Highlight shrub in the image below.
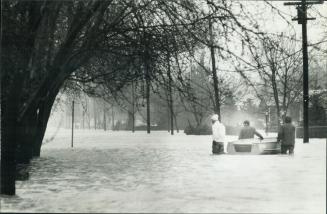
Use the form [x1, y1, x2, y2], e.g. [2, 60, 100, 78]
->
[296, 126, 327, 138]
[184, 124, 211, 135]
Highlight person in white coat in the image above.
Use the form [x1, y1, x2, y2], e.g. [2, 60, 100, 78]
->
[211, 114, 226, 154]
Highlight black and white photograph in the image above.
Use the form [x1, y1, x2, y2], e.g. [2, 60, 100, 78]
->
[1, 0, 326, 213]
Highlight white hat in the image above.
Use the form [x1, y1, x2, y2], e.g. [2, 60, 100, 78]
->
[211, 114, 219, 121]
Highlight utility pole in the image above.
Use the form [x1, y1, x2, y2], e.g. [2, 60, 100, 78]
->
[284, 0, 324, 143]
[71, 100, 74, 148]
[111, 105, 115, 131]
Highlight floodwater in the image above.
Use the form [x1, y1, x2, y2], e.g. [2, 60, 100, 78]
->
[1, 129, 326, 213]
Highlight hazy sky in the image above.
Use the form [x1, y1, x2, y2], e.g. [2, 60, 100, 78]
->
[242, 0, 326, 43]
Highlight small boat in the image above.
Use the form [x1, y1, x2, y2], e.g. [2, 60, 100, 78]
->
[226, 137, 281, 155]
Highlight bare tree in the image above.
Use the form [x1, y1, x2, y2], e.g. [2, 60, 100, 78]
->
[235, 34, 303, 126]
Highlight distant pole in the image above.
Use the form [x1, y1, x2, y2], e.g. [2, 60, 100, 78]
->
[111, 105, 114, 130]
[144, 33, 151, 134]
[93, 99, 97, 130]
[71, 100, 74, 148]
[265, 111, 269, 135]
[103, 102, 106, 131]
[173, 112, 179, 133]
[146, 72, 151, 134]
[167, 106, 170, 132]
[132, 81, 135, 133]
[167, 51, 174, 135]
[82, 110, 85, 129]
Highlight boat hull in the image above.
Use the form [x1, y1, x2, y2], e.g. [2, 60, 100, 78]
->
[227, 137, 281, 155]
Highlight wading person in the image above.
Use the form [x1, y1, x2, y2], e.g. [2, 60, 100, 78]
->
[277, 116, 296, 155]
[211, 114, 226, 154]
[238, 120, 264, 140]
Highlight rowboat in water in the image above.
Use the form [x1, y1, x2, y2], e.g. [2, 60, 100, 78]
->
[226, 137, 281, 155]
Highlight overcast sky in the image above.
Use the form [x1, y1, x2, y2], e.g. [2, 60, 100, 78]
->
[242, 0, 326, 43]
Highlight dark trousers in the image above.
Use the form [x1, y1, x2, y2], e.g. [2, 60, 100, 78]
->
[212, 141, 224, 154]
[281, 145, 294, 155]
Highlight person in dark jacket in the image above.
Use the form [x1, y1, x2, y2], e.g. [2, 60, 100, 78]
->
[238, 120, 264, 140]
[278, 116, 296, 155]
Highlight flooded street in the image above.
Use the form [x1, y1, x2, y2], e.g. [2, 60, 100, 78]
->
[1, 129, 326, 213]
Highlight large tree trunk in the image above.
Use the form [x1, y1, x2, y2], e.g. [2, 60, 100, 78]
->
[145, 68, 151, 134]
[111, 105, 115, 130]
[1, 73, 24, 195]
[167, 53, 174, 135]
[131, 81, 135, 133]
[103, 103, 107, 131]
[15, 112, 39, 181]
[271, 70, 280, 128]
[32, 91, 58, 157]
[16, 111, 38, 164]
[126, 111, 134, 131]
[173, 112, 179, 133]
[144, 33, 151, 134]
[209, 18, 221, 120]
[82, 110, 85, 129]
[94, 99, 97, 129]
